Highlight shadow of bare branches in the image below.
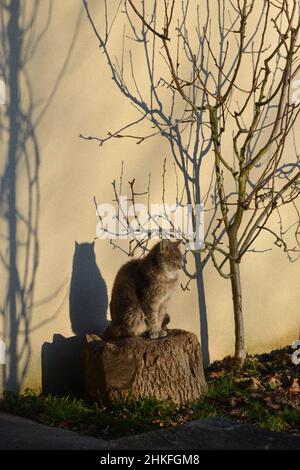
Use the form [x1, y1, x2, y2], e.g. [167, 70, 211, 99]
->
[0, 0, 83, 391]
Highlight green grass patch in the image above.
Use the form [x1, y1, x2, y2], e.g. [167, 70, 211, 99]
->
[282, 409, 300, 426]
[1, 346, 299, 439]
[0, 388, 222, 439]
[206, 373, 236, 399]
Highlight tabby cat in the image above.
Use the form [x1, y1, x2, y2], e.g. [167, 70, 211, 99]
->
[103, 239, 183, 339]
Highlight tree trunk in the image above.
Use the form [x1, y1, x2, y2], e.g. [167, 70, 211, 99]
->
[228, 228, 246, 364]
[229, 256, 246, 364]
[194, 251, 210, 367]
[84, 329, 207, 405]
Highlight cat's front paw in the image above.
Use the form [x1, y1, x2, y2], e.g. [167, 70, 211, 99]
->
[159, 330, 168, 338]
[149, 332, 159, 339]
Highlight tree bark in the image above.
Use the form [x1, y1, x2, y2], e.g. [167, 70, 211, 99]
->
[194, 251, 210, 367]
[84, 329, 207, 405]
[229, 256, 246, 364]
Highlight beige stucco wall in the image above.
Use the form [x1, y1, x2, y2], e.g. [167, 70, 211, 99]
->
[0, 0, 299, 392]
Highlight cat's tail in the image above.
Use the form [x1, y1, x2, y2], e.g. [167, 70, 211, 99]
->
[101, 323, 124, 340]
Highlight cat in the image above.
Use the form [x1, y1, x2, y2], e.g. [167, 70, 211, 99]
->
[103, 239, 183, 340]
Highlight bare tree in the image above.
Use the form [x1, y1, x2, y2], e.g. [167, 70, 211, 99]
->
[82, 0, 300, 364]
[82, 0, 215, 364]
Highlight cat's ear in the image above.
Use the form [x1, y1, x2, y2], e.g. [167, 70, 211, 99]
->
[160, 239, 169, 253]
[90, 241, 95, 247]
[75, 241, 79, 247]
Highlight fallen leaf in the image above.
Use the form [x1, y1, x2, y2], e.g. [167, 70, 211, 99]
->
[251, 377, 262, 390]
[151, 419, 164, 427]
[289, 378, 300, 394]
[230, 397, 238, 407]
[209, 371, 223, 379]
[267, 375, 281, 389]
[169, 420, 178, 427]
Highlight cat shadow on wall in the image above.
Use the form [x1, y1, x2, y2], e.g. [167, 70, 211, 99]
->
[42, 241, 108, 396]
[69, 241, 108, 336]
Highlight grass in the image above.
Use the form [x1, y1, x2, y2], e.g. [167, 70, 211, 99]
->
[282, 408, 300, 426]
[1, 346, 299, 439]
[206, 373, 236, 399]
[0, 390, 184, 439]
[244, 401, 287, 432]
[0, 389, 222, 439]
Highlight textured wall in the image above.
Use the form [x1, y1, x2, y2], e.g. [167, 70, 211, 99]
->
[0, 0, 299, 393]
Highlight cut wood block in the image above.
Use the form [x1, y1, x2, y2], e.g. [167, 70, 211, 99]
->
[84, 329, 207, 405]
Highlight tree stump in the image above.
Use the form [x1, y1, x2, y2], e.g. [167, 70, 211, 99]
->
[84, 329, 207, 405]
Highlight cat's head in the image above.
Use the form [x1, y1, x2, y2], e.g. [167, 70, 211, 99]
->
[153, 239, 183, 272]
[74, 241, 95, 259]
